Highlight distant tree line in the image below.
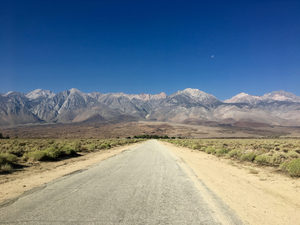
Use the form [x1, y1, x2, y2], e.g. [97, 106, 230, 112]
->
[0, 133, 10, 139]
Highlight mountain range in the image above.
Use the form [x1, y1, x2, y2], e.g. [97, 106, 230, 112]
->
[1, 88, 300, 127]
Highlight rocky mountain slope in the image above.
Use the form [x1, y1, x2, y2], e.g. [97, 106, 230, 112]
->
[0, 92, 41, 125]
[0, 88, 299, 126]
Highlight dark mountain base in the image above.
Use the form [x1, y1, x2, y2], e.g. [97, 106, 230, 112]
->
[1, 121, 299, 139]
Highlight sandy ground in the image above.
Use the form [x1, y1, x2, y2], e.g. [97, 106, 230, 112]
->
[0, 143, 141, 205]
[161, 141, 300, 225]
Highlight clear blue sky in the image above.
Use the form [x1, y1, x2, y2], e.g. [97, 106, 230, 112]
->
[1, 0, 299, 100]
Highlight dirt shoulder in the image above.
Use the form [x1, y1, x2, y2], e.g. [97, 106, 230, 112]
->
[161, 141, 300, 225]
[0, 143, 140, 205]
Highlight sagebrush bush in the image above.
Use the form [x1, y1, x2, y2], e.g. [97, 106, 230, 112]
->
[191, 144, 200, 150]
[99, 143, 110, 149]
[279, 161, 290, 171]
[1, 163, 12, 171]
[285, 151, 299, 159]
[241, 152, 257, 162]
[27, 151, 46, 161]
[255, 155, 271, 165]
[269, 154, 284, 165]
[205, 147, 216, 154]
[87, 144, 96, 151]
[61, 146, 75, 155]
[216, 148, 229, 156]
[44, 148, 61, 159]
[287, 158, 300, 177]
[0, 153, 17, 163]
[200, 147, 206, 151]
[228, 149, 241, 158]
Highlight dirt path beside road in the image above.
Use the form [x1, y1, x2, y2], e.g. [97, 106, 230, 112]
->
[161, 141, 300, 225]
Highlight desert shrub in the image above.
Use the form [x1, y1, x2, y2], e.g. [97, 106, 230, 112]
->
[0, 155, 8, 166]
[61, 146, 75, 155]
[72, 141, 81, 152]
[87, 144, 96, 151]
[0, 153, 17, 163]
[6, 147, 24, 157]
[110, 142, 119, 147]
[286, 158, 300, 177]
[255, 155, 271, 165]
[18, 142, 26, 147]
[50, 143, 59, 149]
[27, 151, 46, 161]
[191, 144, 200, 150]
[269, 154, 284, 165]
[1, 163, 12, 171]
[279, 162, 289, 171]
[205, 147, 216, 154]
[200, 147, 206, 151]
[216, 148, 229, 157]
[44, 147, 61, 159]
[181, 142, 189, 147]
[228, 149, 241, 158]
[285, 151, 299, 159]
[48, 140, 55, 144]
[241, 152, 257, 162]
[99, 143, 110, 149]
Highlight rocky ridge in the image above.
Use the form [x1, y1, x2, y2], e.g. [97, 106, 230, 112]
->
[0, 88, 300, 126]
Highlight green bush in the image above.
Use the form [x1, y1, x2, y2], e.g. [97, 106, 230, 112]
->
[200, 147, 206, 151]
[287, 158, 300, 177]
[205, 147, 216, 154]
[0, 153, 17, 163]
[269, 154, 283, 165]
[285, 151, 299, 158]
[27, 151, 46, 161]
[255, 155, 271, 165]
[1, 163, 12, 171]
[216, 148, 229, 156]
[191, 144, 200, 150]
[44, 148, 61, 159]
[181, 142, 189, 147]
[99, 143, 110, 149]
[61, 146, 75, 155]
[279, 161, 289, 171]
[228, 149, 241, 158]
[241, 152, 257, 162]
[87, 144, 96, 151]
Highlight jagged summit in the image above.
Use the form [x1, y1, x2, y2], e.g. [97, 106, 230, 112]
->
[170, 88, 220, 104]
[138, 92, 167, 101]
[26, 89, 55, 99]
[263, 90, 300, 102]
[234, 92, 249, 98]
[225, 90, 300, 104]
[4, 91, 14, 96]
[1, 88, 300, 126]
[69, 88, 81, 94]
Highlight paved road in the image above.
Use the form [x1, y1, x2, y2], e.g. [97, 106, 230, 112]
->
[0, 140, 243, 224]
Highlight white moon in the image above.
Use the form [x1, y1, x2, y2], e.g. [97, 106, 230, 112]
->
[211, 55, 214, 58]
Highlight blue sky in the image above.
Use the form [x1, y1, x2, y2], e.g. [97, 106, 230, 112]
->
[0, 0, 299, 100]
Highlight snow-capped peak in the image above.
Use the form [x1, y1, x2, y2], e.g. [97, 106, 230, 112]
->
[4, 91, 13, 96]
[69, 88, 81, 93]
[234, 92, 249, 98]
[26, 89, 55, 99]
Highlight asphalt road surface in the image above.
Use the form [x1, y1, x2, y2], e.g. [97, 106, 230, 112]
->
[0, 140, 244, 224]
